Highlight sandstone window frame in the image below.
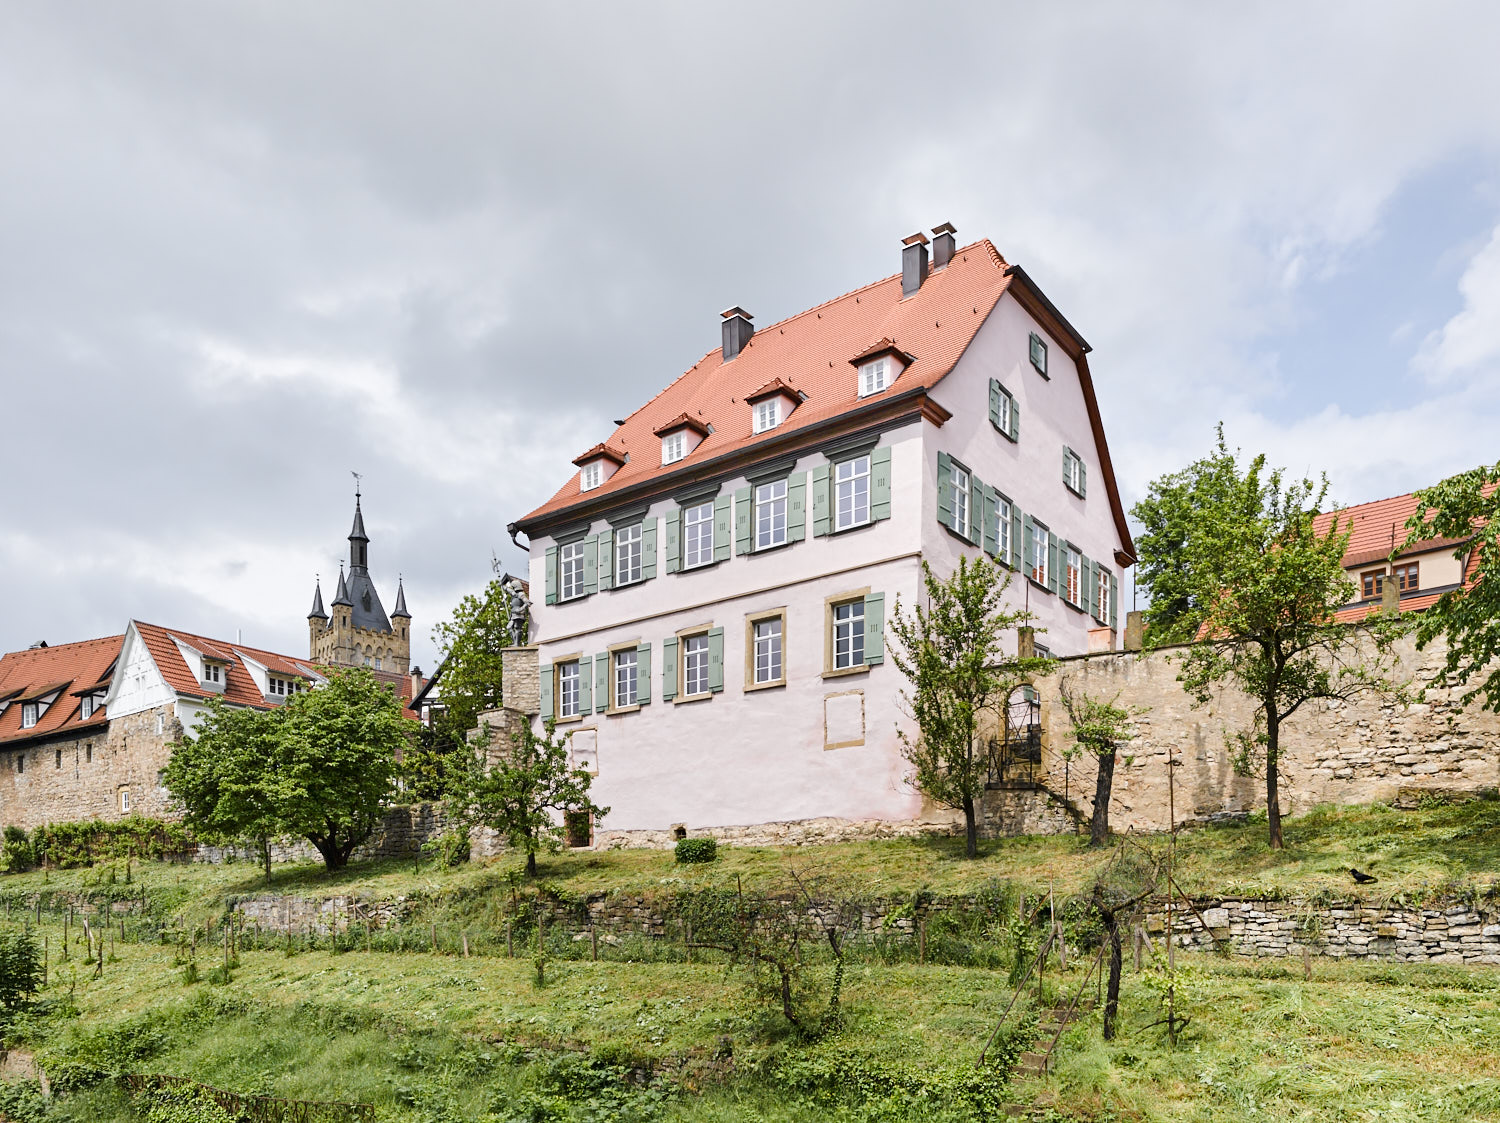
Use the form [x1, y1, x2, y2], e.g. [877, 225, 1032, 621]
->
[825, 588, 870, 678]
[119, 787, 131, 814]
[744, 608, 787, 691]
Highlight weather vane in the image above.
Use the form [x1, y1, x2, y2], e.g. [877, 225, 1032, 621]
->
[351, 470, 362, 499]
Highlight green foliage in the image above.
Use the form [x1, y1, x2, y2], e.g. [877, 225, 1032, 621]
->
[423, 829, 473, 869]
[674, 838, 718, 864]
[1162, 428, 1407, 846]
[430, 575, 514, 754]
[134, 1084, 237, 1123]
[888, 556, 1050, 857]
[166, 667, 409, 874]
[448, 718, 608, 877]
[0, 928, 42, 1015]
[0, 1081, 50, 1123]
[1403, 461, 1500, 711]
[2, 826, 36, 873]
[18, 818, 190, 871]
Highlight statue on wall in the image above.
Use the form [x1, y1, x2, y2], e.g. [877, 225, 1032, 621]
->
[502, 576, 532, 646]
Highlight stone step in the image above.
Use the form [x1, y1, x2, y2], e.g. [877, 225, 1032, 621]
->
[1017, 1051, 1049, 1075]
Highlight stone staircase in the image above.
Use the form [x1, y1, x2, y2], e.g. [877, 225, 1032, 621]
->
[1014, 998, 1095, 1080]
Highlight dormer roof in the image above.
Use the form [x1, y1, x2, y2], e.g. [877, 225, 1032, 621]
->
[651, 414, 712, 438]
[572, 443, 628, 468]
[848, 338, 913, 367]
[744, 377, 801, 404]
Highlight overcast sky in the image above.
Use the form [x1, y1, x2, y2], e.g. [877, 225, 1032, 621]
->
[3, 2, 1499, 670]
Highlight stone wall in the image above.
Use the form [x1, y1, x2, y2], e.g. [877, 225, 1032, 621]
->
[198, 801, 503, 866]
[0, 704, 180, 830]
[1147, 896, 1500, 966]
[1022, 631, 1500, 835]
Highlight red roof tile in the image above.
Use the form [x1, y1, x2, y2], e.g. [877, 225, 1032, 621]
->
[0, 635, 121, 746]
[572, 443, 627, 468]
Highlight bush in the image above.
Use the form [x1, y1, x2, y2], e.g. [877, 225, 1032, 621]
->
[25, 817, 192, 870]
[674, 838, 718, 864]
[0, 930, 42, 1014]
[1, 827, 35, 874]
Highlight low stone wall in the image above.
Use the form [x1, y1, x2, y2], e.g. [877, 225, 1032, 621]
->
[196, 801, 505, 867]
[1148, 896, 1500, 966]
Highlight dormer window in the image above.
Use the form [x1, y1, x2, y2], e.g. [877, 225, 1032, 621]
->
[859, 358, 890, 398]
[580, 461, 602, 492]
[662, 431, 687, 465]
[80, 695, 96, 720]
[203, 662, 222, 685]
[753, 398, 781, 434]
[268, 675, 302, 697]
[20, 703, 37, 730]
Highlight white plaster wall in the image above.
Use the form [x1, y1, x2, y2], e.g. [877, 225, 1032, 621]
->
[555, 555, 925, 832]
[106, 628, 178, 719]
[922, 295, 1127, 656]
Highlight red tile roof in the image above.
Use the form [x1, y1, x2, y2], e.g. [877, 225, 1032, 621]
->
[572, 443, 626, 468]
[0, 635, 122, 746]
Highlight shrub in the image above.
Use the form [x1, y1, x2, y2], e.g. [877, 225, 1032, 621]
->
[0, 930, 42, 1014]
[674, 838, 717, 864]
[1, 827, 35, 874]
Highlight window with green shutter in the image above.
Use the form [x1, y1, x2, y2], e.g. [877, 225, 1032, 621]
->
[596, 530, 614, 590]
[811, 464, 832, 536]
[1063, 447, 1087, 498]
[538, 663, 553, 719]
[544, 546, 558, 605]
[661, 638, 678, 701]
[708, 627, 725, 692]
[1029, 332, 1049, 377]
[989, 379, 1019, 442]
[636, 642, 652, 704]
[936, 451, 953, 529]
[641, 520, 658, 579]
[734, 486, 752, 555]
[665, 508, 682, 573]
[594, 653, 609, 713]
[863, 592, 885, 665]
[714, 495, 733, 561]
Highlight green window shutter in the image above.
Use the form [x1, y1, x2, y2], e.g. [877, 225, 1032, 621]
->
[665, 508, 682, 574]
[1010, 505, 1024, 569]
[968, 474, 984, 545]
[787, 472, 806, 542]
[1063, 447, 1074, 488]
[735, 487, 752, 554]
[811, 464, 831, 536]
[595, 652, 609, 713]
[863, 592, 885, 665]
[1109, 572, 1119, 630]
[661, 638, 678, 701]
[988, 378, 1002, 429]
[708, 627, 725, 693]
[583, 539, 598, 596]
[1084, 557, 1098, 618]
[714, 495, 733, 562]
[641, 519, 658, 580]
[1047, 535, 1060, 595]
[636, 643, 652, 704]
[538, 664, 554, 720]
[577, 656, 592, 714]
[1010, 394, 1020, 442]
[1023, 515, 1035, 578]
[1079, 458, 1088, 499]
[936, 452, 953, 528]
[982, 485, 999, 556]
[544, 546, 558, 605]
[870, 446, 892, 521]
[597, 530, 613, 591]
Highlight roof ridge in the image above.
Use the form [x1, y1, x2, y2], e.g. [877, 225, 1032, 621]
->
[592, 239, 1005, 452]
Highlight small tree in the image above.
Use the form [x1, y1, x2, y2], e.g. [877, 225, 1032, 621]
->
[889, 556, 1050, 858]
[1162, 431, 1405, 848]
[1402, 462, 1500, 710]
[430, 575, 513, 741]
[454, 718, 607, 877]
[1088, 847, 1160, 1041]
[1058, 684, 1141, 847]
[277, 668, 409, 871]
[164, 699, 289, 883]
[0, 929, 42, 1016]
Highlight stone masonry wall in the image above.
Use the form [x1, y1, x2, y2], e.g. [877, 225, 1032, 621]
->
[1021, 631, 1500, 835]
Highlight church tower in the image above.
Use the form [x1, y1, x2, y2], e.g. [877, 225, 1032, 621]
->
[307, 490, 411, 673]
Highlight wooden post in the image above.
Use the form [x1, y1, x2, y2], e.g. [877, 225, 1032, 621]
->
[1133, 926, 1143, 972]
[365, 921, 372, 954]
[590, 926, 598, 962]
[430, 923, 437, 955]
[42, 936, 47, 984]
[462, 933, 470, 958]
[506, 921, 513, 958]
[62, 913, 68, 962]
[918, 915, 927, 965]
[1303, 944, 1312, 981]
[224, 923, 231, 971]
[685, 920, 693, 964]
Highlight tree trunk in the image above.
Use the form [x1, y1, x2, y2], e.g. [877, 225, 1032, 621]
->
[260, 836, 271, 885]
[1103, 915, 1123, 1041]
[1265, 706, 1283, 850]
[525, 849, 538, 877]
[962, 793, 978, 858]
[310, 836, 348, 871]
[1089, 749, 1117, 848]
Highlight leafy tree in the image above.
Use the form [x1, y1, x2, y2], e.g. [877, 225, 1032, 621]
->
[164, 699, 288, 883]
[1165, 432, 1405, 848]
[451, 717, 607, 877]
[277, 668, 409, 871]
[1130, 431, 1245, 645]
[166, 667, 408, 874]
[0, 929, 42, 1015]
[1058, 684, 1142, 847]
[1402, 462, 1500, 710]
[888, 556, 1050, 858]
[430, 575, 513, 743]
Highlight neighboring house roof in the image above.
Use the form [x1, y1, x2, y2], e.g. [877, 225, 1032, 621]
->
[514, 238, 1136, 562]
[1313, 490, 1483, 624]
[0, 635, 122, 746]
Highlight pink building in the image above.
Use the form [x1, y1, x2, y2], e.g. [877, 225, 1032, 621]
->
[512, 227, 1135, 842]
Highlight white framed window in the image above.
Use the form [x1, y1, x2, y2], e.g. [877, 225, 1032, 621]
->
[580, 461, 603, 492]
[859, 358, 890, 397]
[755, 479, 788, 550]
[682, 634, 710, 697]
[203, 662, 222, 685]
[80, 695, 94, 720]
[753, 617, 783, 685]
[684, 501, 715, 568]
[662, 431, 687, 465]
[615, 523, 643, 585]
[1096, 569, 1112, 622]
[835, 455, 871, 531]
[951, 465, 971, 539]
[120, 788, 131, 814]
[269, 676, 303, 697]
[20, 703, 38, 729]
[559, 540, 586, 600]
[753, 399, 781, 434]
[832, 600, 866, 670]
[155, 713, 164, 735]
[1031, 522, 1050, 586]
[1029, 332, 1048, 376]
[997, 389, 1014, 434]
[613, 649, 639, 708]
[558, 661, 581, 718]
[1065, 547, 1082, 605]
[997, 495, 1012, 561]
[1063, 447, 1086, 497]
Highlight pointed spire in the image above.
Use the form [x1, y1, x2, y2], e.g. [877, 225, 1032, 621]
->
[392, 575, 411, 619]
[332, 564, 353, 607]
[349, 494, 369, 570]
[308, 577, 328, 620]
